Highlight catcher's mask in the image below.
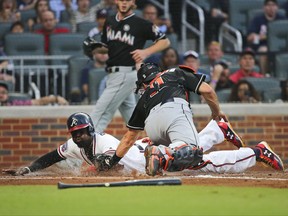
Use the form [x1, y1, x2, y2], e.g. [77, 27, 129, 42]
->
[135, 63, 161, 94]
[67, 112, 95, 136]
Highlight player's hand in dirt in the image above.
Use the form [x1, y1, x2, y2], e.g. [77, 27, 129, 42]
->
[2, 167, 30, 176]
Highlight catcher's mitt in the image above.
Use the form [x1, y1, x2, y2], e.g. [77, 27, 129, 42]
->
[92, 154, 114, 171]
[83, 37, 108, 59]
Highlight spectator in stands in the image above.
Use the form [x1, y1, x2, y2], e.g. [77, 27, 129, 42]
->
[159, 47, 179, 70]
[49, 0, 77, 21]
[228, 79, 261, 103]
[246, 0, 286, 75]
[69, 0, 101, 32]
[92, 0, 116, 15]
[0, 82, 69, 106]
[0, 49, 15, 84]
[27, 0, 50, 32]
[182, 50, 211, 82]
[206, 0, 229, 42]
[142, 3, 174, 35]
[88, 8, 107, 38]
[80, 43, 108, 104]
[17, 0, 37, 11]
[229, 49, 263, 84]
[210, 60, 234, 92]
[9, 20, 25, 33]
[205, 41, 225, 67]
[0, 0, 20, 23]
[34, 10, 70, 54]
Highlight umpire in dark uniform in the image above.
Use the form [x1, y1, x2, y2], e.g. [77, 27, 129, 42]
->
[90, 0, 170, 132]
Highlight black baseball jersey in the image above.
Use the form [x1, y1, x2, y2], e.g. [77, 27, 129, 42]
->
[127, 67, 206, 130]
[102, 13, 166, 67]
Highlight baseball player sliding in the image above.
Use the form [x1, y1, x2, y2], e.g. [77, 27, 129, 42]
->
[94, 63, 284, 175]
[2, 112, 284, 176]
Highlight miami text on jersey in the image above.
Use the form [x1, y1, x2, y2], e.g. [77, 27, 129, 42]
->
[106, 27, 135, 45]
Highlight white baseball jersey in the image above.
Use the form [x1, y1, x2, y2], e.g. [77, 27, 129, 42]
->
[57, 121, 257, 174]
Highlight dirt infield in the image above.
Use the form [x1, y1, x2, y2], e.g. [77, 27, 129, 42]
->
[1, 165, 287, 188]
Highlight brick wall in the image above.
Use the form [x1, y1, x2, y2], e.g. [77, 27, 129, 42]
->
[0, 104, 287, 168]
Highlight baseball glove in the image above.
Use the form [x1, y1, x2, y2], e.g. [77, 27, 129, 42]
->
[92, 154, 114, 171]
[83, 37, 108, 59]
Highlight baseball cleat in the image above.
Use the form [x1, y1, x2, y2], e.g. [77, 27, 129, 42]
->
[144, 145, 164, 176]
[254, 141, 284, 171]
[218, 121, 245, 148]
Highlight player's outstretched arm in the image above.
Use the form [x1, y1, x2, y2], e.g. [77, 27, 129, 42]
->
[2, 149, 64, 176]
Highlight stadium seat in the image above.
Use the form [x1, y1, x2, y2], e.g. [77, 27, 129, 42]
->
[4, 33, 45, 65]
[90, 0, 101, 6]
[33, 22, 72, 32]
[228, 0, 264, 36]
[67, 55, 90, 94]
[49, 33, 86, 65]
[20, 9, 36, 23]
[243, 77, 281, 100]
[267, 20, 288, 52]
[193, 0, 211, 13]
[8, 92, 32, 101]
[275, 53, 288, 80]
[0, 23, 12, 47]
[247, 9, 286, 25]
[88, 68, 107, 104]
[262, 88, 282, 103]
[167, 33, 178, 49]
[216, 89, 231, 103]
[77, 22, 98, 35]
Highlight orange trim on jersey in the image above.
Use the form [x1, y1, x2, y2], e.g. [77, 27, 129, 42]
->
[178, 65, 197, 74]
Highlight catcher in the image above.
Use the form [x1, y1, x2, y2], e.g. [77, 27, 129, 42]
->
[2, 112, 284, 176]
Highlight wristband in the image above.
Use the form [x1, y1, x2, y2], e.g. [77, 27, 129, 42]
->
[111, 153, 122, 166]
[210, 80, 218, 85]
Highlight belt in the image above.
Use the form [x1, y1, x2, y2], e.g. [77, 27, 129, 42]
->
[161, 98, 174, 105]
[106, 66, 136, 73]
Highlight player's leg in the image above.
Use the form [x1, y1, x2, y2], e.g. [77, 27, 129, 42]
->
[200, 148, 256, 173]
[118, 92, 137, 124]
[196, 141, 284, 173]
[198, 120, 225, 152]
[90, 71, 136, 131]
[198, 120, 245, 152]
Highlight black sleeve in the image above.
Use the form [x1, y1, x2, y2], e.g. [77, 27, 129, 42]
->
[28, 149, 64, 172]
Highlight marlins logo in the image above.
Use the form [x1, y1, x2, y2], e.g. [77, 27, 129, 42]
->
[70, 117, 78, 127]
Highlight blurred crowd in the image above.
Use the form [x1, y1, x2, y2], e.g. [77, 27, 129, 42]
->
[0, 0, 288, 106]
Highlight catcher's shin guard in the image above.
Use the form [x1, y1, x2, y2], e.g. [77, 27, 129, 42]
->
[144, 144, 203, 176]
[166, 144, 203, 172]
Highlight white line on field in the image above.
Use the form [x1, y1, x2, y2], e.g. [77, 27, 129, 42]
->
[184, 175, 288, 181]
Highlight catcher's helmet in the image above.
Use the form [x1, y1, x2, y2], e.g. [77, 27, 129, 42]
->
[67, 112, 95, 136]
[82, 37, 107, 60]
[135, 63, 161, 94]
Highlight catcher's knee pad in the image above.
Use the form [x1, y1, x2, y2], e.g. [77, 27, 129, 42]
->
[164, 144, 204, 172]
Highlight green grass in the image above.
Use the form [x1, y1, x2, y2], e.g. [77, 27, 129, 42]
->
[0, 185, 287, 216]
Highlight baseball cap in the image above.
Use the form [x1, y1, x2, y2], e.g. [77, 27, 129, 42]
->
[183, 50, 199, 60]
[0, 81, 9, 91]
[96, 9, 108, 19]
[240, 48, 256, 58]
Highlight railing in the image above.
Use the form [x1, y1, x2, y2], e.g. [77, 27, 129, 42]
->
[149, 0, 170, 19]
[0, 55, 70, 98]
[218, 23, 243, 52]
[181, 0, 205, 54]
